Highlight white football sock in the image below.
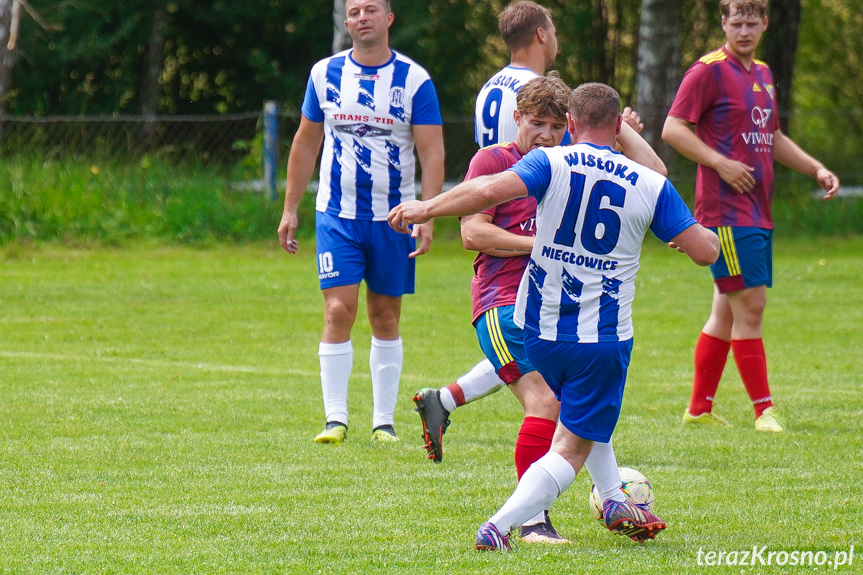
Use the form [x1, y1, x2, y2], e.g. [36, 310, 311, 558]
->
[488, 452, 576, 534]
[584, 438, 626, 503]
[440, 358, 504, 412]
[319, 340, 353, 426]
[370, 336, 402, 429]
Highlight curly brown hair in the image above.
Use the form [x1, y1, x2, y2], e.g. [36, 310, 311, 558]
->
[516, 72, 570, 121]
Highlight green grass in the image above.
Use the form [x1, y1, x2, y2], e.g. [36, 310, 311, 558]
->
[0, 236, 861, 574]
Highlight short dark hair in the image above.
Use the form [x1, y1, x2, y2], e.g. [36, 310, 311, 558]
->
[347, 0, 392, 14]
[498, 1, 553, 52]
[568, 83, 620, 129]
[516, 72, 570, 121]
[720, 0, 768, 19]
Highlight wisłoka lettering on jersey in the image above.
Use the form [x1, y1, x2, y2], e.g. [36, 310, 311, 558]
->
[483, 74, 523, 94]
[564, 152, 640, 186]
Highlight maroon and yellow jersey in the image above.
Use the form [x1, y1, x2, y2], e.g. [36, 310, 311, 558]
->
[465, 142, 537, 324]
[668, 45, 780, 229]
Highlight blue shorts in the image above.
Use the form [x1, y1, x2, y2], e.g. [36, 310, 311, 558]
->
[315, 211, 416, 296]
[710, 226, 772, 294]
[524, 335, 633, 443]
[474, 305, 534, 384]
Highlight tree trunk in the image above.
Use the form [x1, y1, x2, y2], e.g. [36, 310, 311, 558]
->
[635, 0, 682, 165]
[332, 0, 350, 54]
[762, 0, 800, 135]
[140, 7, 167, 148]
[0, 0, 15, 116]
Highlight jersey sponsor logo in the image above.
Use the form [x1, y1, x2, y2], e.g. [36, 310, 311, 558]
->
[335, 123, 393, 138]
[354, 73, 380, 80]
[751, 106, 772, 128]
[763, 83, 775, 100]
[741, 107, 775, 151]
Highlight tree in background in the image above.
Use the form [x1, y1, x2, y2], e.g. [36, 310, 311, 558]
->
[332, 0, 350, 54]
[762, 0, 801, 135]
[0, 0, 14, 115]
[635, 0, 682, 159]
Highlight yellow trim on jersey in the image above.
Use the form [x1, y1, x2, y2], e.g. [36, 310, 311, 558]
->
[754, 58, 768, 67]
[752, 83, 762, 92]
[699, 49, 727, 65]
[485, 308, 514, 366]
[718, 226, 742, 276]
[479, 141, 513, 152]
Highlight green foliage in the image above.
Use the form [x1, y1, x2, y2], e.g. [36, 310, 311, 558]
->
[0, 155, 281, 244]
[0, 238, 860, 573]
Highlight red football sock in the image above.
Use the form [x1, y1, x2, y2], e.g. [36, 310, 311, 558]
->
[443, 382, 465, 407]
[515, 416, 555, 480]
[689, 332, 731, 416]
[731, 338, 773, 417]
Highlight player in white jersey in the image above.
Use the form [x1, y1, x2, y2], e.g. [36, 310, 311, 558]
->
[388, 83, 719, 551]
[278, 0, 445, 445]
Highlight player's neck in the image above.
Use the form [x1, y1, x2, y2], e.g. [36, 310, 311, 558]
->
[573, 129, 615, 149]
[724, 43, 754, 71]
[351, 43, 393, 67]
[509, 50, 545, 76]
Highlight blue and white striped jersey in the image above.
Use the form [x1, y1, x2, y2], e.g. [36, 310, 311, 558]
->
[302, 49, 442, 221]
[509, 143, 697, 343]
[474, 66, 538, 147]
[474, 65, 571, 148]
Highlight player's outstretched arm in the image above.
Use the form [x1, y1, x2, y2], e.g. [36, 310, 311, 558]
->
[278, 117, 324, 254]
[388, 171, 527, 233]
[773, 131, 840, 200]
[662, 116, 756, 193]
[668, 224, 719, 267]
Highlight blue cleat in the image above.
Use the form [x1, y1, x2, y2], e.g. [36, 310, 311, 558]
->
[475, 521, 513, 551]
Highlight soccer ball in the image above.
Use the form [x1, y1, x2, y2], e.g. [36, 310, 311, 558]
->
[589, 466, 655, 521]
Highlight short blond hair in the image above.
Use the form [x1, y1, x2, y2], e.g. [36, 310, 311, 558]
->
[720, 0, 767, 18]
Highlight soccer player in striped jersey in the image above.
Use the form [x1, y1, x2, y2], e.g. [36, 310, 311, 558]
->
[277, 0, 444, 445]
[389, 82, 719, 551]
[663, 0, 839, 432]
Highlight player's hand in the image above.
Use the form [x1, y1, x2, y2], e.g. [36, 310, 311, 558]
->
[815, 167, 840, 200]
[388, 200, 428, 233]
[621, 107, 644, 133]
[410, 221, 434, 258]
[715, 157, 756, 193]
[277, 209, 299, 254]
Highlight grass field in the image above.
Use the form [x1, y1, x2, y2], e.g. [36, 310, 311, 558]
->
[1, 236, 861, 574]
